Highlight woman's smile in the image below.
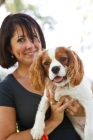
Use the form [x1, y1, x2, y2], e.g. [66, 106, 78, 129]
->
[24, 50, 37, 57]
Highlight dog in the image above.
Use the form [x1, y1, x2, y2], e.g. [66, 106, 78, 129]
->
[29, 46, 93, 140]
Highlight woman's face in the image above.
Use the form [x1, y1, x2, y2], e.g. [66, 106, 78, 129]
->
[10, 25, 42, 66]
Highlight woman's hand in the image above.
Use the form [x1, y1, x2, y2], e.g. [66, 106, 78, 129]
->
[46, 87, 74, 124]
[65, 96, 85, 117]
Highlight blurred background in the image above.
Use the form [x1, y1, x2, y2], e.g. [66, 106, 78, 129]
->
[0, 0, 93, 80]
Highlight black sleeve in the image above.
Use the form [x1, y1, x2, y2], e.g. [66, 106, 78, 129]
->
[0, 81, 15, 107]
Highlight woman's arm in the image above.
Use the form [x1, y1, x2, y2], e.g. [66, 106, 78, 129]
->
[0, 106, 35, 140]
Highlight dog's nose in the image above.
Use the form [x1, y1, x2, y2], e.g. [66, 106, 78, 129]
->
[52, 66, 60, 74]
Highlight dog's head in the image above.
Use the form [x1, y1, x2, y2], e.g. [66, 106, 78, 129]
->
[29, 46, 84, 91]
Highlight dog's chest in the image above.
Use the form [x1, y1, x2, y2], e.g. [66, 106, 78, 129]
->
[54, 76, 92, 102]
[54, 86, 78, 101]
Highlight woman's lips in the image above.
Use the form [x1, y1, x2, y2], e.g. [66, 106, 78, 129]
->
[24, 51, 36, 56]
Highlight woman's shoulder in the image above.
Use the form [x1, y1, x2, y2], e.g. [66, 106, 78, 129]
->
[0, 74, 16, 107]
[0, 74, 18, 92]
[0, 74, 14, 86]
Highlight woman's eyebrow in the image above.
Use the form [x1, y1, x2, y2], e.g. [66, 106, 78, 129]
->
[15, 35, 25, 39]
[18, 35, 25, 37]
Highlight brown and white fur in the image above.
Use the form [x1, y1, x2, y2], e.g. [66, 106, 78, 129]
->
[29, 46, 93, 140]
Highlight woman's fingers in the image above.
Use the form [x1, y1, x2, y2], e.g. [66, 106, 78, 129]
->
[57, 97, 74, 112]
[46, 86, 56, 105]
[46, 88, 85, 117]
[49, 86, 56, 99]
[66, 97, 85, 116]
[46, 88, 85, 116]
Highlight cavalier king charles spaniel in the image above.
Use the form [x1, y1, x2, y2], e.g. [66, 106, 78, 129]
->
[29, 46, 93, 140]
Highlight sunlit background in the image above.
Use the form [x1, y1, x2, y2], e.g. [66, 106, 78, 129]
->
[0, 0, 93, 80]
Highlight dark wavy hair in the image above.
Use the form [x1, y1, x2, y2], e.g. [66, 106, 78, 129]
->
[0, 13, 46, 68]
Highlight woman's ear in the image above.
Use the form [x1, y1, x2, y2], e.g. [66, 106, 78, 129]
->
[7, 46, 13, 54]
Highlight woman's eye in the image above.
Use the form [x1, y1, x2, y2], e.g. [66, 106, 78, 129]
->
[17, 38, 25, 42]
[59, 57, 66, 62]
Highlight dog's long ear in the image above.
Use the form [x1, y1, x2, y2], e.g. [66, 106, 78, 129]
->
[29, 54, 45, 92]
[67, 49, 84, 87]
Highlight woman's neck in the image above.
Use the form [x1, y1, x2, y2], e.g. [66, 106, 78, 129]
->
[13, 65, 30, 79]
[13, 65, 43, 95]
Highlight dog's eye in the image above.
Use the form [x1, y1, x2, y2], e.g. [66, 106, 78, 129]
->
[44, 61, 50, 66]
[59, 57, 66, 62]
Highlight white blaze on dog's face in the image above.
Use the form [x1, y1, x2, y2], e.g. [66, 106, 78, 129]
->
[42, 47, 70, 87]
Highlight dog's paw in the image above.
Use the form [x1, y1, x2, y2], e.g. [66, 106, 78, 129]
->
[30, 122, 45, 139]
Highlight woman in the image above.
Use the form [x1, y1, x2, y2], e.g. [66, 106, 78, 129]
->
[0, 13, 84, 140]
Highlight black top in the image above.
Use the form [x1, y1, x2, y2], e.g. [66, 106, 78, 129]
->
[0, 74, 79, 140]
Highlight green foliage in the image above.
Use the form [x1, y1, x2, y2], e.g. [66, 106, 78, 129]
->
[4, 0, 56, 30]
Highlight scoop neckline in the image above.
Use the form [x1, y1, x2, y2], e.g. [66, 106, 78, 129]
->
[9, 74, 42, 98]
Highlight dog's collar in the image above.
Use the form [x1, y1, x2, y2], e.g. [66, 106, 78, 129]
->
[61, 83, 69, 88]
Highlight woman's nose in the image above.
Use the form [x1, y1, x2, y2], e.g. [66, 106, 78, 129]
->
[26, 39, 34, 49]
